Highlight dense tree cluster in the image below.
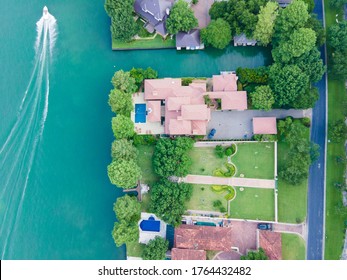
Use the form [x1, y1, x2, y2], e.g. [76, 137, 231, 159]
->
[111, 70, 137, 94]
[166, 0, 198, 34]
[329, 0, 347, 9]
[250, 85, 275, 111]
[328, 20, 347, 79]
[111, 195, 141, 247]
[150, 179, 192, 226]
[107, 159, 141, 188]
[111, 139, 138, 161]
[278, 118, 319, 185]
[105, 0, 138, 42]
[209, 0, 266, 38]
[108, 89, 133, 116]
[130, 67, 158, 90]
[142, 237, 169, 260]
[328, 120, 347, 143]
[200, 19, 232, 49]
[112, 115, 135, 139]
[153, 137, 194, 178]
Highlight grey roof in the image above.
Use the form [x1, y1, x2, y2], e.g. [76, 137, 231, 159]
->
[275, 0, 292, 7]
[233, 34, 257, 45]
[134, 0, 173, 36]
[176, 29, 200, 48]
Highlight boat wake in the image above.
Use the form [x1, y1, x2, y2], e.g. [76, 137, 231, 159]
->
[0, 7, 57, 259]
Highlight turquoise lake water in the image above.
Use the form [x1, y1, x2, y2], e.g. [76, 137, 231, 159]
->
[0, 0, 271, 259]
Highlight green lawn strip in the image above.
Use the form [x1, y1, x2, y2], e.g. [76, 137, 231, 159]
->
[231, 142, 275, 179]
[189, 147, 227, 176]
[277, 141, 308, 223]
[185, 184, 229, 212]
[112, 35, 176, 50]
[136, 144, 159, 186]
[141, 192, 151, 213]
[229, 187, 275, 221]
[126, 241, 145, 258]
[281, 233, 306, 260]
[324, 2, 347, 259]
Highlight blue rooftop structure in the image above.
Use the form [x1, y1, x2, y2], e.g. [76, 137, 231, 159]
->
[139, 216, 161, 232]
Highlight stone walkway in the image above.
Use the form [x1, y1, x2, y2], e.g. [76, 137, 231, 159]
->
[182, 174, 276, 188]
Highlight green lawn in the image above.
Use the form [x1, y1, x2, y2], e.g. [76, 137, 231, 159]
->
[229, 187, 275, 221]
[185, 184, 229, 212]
[112, 35, 176, 50]
[126, 242, 145, 258]
[231, 142, 275, 179]
[281, 233, 306, 260]
[277, 140, 308, 224]
[324, 2, 347, 260]
[137, 144, 159, 186]
[189, 147, 227, 176]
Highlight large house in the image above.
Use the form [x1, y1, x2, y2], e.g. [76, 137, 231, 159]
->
[131, 73, 248, 136]
[134, 0, 174, 37]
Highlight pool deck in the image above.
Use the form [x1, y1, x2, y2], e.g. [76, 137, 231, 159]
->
[131, 92, 164, 135]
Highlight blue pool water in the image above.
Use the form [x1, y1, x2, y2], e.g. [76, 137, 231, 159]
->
[135, 104, 146, 123]
[139, 216, 160, 232]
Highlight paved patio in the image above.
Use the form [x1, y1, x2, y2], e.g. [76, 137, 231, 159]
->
[207, 109, 311, 139]
[191, 0, 214, 29]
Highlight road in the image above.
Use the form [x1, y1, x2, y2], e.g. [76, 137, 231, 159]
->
[306, 0, 327, 260]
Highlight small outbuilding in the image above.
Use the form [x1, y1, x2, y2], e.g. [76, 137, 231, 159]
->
[233, 34, 257, 46]
[176, 29, 202, 50]
[253, 117, 277, 135]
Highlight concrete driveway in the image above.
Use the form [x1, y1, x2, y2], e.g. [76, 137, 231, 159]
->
[207, 109, 311, 139]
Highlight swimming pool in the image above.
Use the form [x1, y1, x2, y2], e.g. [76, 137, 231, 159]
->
[135, 104, 146, 123]
[140, 216, 160, 232]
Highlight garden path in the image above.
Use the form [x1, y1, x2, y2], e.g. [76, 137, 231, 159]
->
[182, 175, 275, 188]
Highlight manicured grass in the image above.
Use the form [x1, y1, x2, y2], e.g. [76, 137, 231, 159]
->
[112, 35, 176, 50]
[324, 2, 347, 260]
[137, 144, 159, 186]
[189, 147, 227, 176]
[185, 184, 228, 212]
[231, 142, 275, 179]
[126, 242, 145, 258]
[229, 187, 275, 221]
[277, 141, 308, 224]
[281, 233, 306, 260]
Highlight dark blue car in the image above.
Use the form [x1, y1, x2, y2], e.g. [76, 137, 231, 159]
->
[208, 129, 216, 139]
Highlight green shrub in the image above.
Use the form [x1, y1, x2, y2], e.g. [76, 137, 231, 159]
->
[182, 77, 193, 86]
[133, 134, 158, 146]
[219, 206, 226, 212]
[215, 145, 224, 158]
[225, 148, 233, 156]
[213, 169, 225, 177]
[211, 185, 225, 193]
[301, 117, 311, 127]
[213, 200, 222, 208]
[236, 67, 269, 85]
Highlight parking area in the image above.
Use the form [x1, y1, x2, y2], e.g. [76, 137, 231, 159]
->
[207, 109, 309, 139]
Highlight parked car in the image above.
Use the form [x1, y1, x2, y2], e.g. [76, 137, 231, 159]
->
[208, 128, 216, 139]
[257, 223, 272, 230]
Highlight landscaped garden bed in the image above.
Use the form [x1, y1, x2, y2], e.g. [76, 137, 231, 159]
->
[229, 187, 275, 221]
[185, 184, 235, 213]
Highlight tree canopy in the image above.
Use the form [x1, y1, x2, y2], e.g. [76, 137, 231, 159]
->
[142, 237, 169, 260]
[251, 85, 275, 111]
[209, 0, 266, 37]
[269, 64, 309, 107]
[200, 19, 232, 49]
[108, 89, 133, 116]
[272, 28, 317, 63]
[253, 1, 279, 46]
[166, 0, 198, 34]
[328, 21, 347, 79]
[329, 119, 347, 143]
[241, 248, 268, 260]
[153, 137, 194, 178]
[107, 159, 141, 188]
[105, 0, 138, 42]
[113, 195, 141, 223]
[329, 0, 347, 9]
[111, 70, 137, 94]
[273, 0, 310, 45]
[112, 221, 138, 247]
[111, 115, 135, 139]
[111, 139, 138, 161]
[130, 67, 158, 89]
[150, 179, 192, 226]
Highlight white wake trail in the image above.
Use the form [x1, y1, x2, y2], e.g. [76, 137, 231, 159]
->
[0, 9, 57, 259]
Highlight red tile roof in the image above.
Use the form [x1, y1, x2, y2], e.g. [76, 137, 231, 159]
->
[174, 225, 233, 251]
[213, 73, 238, 91]
[209, 91, 247, 111]
[253, 117, 277, 134]
[171, 248, 206, 260]
[258, 231, 282, 260]
[147, 101, 161, 122]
